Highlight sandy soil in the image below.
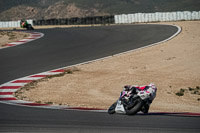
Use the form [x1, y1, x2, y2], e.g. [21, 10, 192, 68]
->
[0, 31, 29, 48]
[14, 21, 200, 113]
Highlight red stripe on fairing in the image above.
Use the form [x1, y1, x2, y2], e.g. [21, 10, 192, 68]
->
[20, 103, 49, 106]
[12, 80, 33, 83]
[0, 97, 17, 100]
[139, 86, 146, 90]
[0, 86, 21, 89]
[50, 69, 65, 72]
[30, 75, 47, 77]
[5, 44, 16, 46]
[0, 92, 13, 95]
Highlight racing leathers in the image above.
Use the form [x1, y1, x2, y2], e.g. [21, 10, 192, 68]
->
[20, 20, 28, 28]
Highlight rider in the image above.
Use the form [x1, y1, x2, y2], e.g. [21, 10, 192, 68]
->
[123, 83, 157, 113]
[20, 19, 28, 28]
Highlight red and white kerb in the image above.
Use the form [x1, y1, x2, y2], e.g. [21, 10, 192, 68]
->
[1, 32, 44, 49]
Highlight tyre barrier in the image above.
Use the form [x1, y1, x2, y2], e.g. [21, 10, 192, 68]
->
[33, 15, 115, 26]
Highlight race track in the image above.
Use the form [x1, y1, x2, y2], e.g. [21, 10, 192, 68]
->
[0, 24, 199, 132]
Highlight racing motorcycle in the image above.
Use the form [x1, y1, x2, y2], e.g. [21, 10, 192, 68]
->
[20, 20, 34, 30]
[108, 88, 153, 115]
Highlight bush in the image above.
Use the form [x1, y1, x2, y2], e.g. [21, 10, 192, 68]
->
[175, 89, 185, 96]
[196, 86, 200, 90]
[188, 87, 194, 91]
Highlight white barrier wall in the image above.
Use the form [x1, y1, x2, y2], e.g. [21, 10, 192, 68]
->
[115, 11, 200, 24]
[0, 20, 33, 28]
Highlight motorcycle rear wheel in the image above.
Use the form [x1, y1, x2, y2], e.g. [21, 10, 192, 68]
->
[26, 24, 34, 30]
[125, 99, 145, 115]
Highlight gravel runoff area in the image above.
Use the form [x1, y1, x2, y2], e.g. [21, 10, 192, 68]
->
[2, 21, 200, 113]
[0, 31, 29, 48]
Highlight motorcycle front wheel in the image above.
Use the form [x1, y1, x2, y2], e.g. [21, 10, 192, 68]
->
[108, 102, 117, 114]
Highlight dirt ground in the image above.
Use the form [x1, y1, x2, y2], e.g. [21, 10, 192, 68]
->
[0, 31, 29, 48]
[2, 21, 200, 113]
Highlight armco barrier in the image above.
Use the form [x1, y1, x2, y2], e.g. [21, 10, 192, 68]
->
[115, 11, 200, 24]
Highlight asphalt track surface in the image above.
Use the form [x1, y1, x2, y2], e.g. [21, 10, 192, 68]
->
[0, 24, 199, 132]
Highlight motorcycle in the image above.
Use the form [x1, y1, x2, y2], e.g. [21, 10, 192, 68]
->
[20, 20, 34, 30]
[108, 87, 154, 115]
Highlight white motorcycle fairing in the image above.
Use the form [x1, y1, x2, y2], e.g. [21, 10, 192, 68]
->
[115, 100, 126, 114]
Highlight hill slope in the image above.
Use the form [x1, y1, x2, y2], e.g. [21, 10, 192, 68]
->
[1, 0, 200, 21]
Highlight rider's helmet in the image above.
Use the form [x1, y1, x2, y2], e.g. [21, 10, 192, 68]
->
[124, 85, 139, 92]
[21, 19, 25, 23]
[123, 85, 131, 91]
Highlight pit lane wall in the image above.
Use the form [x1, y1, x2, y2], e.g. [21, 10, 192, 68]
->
[0, 11, 200, 28]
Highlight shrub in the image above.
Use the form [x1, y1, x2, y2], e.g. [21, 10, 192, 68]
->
[175, 89, 185, 96]
[196, 86, 200, 90]
[188, 87, 194, 91]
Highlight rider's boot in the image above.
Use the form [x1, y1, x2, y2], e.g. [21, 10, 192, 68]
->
[141, 100, 152, 114]
[141, 104, 149, 114]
